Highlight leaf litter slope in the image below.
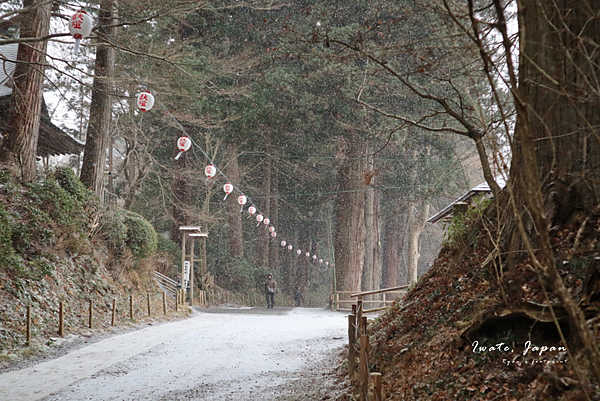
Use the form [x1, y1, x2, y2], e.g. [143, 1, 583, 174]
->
[359, 207, 600, 400]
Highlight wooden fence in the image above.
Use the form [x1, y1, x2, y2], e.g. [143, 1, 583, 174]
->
[21, 290, 187, 347]
[332, 286, 407, 312]
[346, 285, 409, 401]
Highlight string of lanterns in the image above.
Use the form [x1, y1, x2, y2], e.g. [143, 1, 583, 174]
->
[174, 131, 333, 266]
[68, 9, 333, 268]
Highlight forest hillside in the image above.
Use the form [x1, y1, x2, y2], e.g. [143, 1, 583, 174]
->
[0, 167, 187, 366]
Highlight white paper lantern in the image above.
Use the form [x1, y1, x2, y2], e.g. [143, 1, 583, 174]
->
[281, 241, 286, 247]
[264, 218, 270, 226]
[305, 252, 310, 258]
[296, 249, 302, 255]
[205, 165, 216, 179]
[177, 136, 191, 151]
[136, 91, 155, 112]
[326, 262, 329, 266]
[69, 10, 93, 54]
[319, 259, 323, 264]
[269, 226, 275, 233]
[174, 136, 191, 160]
[312, 255, 317, 260]
[223, 183, 233, 200]
[288, 245, 293, 250]
[256, 214, 264, 222]
[248, 206, 256, 215]
[236, 195, 246, 212]
[271, 231, 277, 238]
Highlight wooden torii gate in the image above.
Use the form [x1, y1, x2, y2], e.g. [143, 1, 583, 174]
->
[179, 226, 208, 305]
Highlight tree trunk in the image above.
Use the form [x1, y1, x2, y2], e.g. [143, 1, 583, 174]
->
[362, 152, 378, 297]
[361, 185, 375, 293]
[170, 149, 190, 246]
[500, 0, 600, 382]
[372, 190, 382, 292]
[382, 207, 403, 287]
[80, 0, 118, 194]
[334, 132, 367, 292]
[406, 200, 429, 284]
[226, 143, 243, 257]
[0, 0, 51, 183]
[258, 151, 272, 269]
[269, 172, 280, 275]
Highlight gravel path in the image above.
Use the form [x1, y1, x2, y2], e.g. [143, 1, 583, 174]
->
[0, 307, 348, 401]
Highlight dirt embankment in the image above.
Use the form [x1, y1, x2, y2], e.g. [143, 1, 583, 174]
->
[342, 208, 600, 400]
[0, 168, 185, 371]
[0, 257, 191, 373]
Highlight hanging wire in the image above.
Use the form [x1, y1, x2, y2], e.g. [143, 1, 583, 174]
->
[82, 7, 335, 266]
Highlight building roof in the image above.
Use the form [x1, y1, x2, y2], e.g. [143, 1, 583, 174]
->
[427, 175, 507, 223]
[0, 40, 84, 158]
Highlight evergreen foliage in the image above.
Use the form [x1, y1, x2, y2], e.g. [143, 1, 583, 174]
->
[122, 211, 158, 260]
[100, 209, 158, 260]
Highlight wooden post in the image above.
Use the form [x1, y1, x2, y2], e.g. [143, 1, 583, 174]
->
[88, 300, 93, 329]
[357, 297, 363, 338]
[352, 304, 357, 315]
[163, 292, 167, 315]
[129, 295, 134, 319]
[176, 291, 179, 312]
[26, 306, 31, 346]
[348, 314, 357, 377]
[181, 231, 187, 291]
[147, 294, 151, 316]
[359, 335, 370, 401]
[190, 238, 195, 306]
[58, 302, 64, 337]
[111, 299, 116, 326]
[362, 316, 368, 335]
[370, 372, 383, 401]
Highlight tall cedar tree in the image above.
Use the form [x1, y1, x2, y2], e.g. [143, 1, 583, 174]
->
[504, 0, 600, 380]
[0, 0, 51, 183]
[80, 0, 118, 194]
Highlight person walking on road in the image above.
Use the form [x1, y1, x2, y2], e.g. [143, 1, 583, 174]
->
[265, 274, 277, 309]
[293, 286, 303, 307]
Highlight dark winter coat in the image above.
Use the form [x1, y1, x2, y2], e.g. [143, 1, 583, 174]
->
[265, 278, 277, 294]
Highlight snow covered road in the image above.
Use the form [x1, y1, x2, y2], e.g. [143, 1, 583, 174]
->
[0, 307, 347, 400]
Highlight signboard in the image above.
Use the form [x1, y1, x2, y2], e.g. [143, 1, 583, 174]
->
[184, 261, 191, 286]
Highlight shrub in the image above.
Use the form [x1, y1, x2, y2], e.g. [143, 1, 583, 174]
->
[52, 166, 91, 203]
[27, 178, 84, 229]
[0, 202, 22, 273]
[442, 195, 491, 247]
[122, 211, 158, 260]
[156, 236, 181, 258]
[99, 211, 128, 254]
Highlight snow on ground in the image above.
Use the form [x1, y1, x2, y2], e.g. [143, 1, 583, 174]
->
[0, 307, 348, 401]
